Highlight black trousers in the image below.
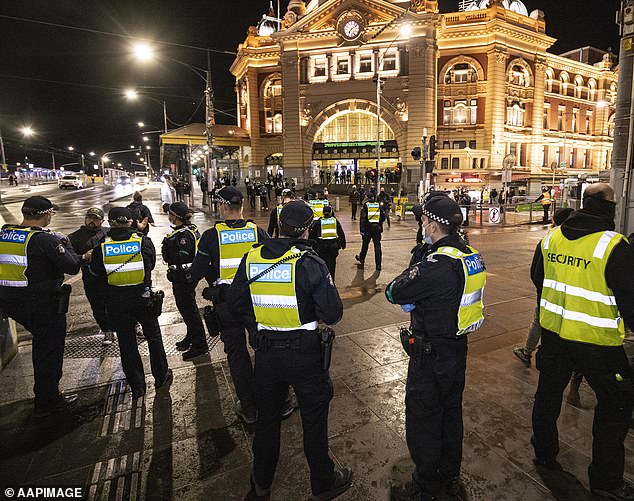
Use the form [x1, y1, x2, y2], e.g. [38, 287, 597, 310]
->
[542, 204, 551, 223]
[252, 332, 335, 495]
[108, 295, 169, 394]
[315, 243, 339, 280]
[84, 277, 112, 331]
[406, 336, 467, 497]
[215, 301, 256, 415]
[351, 203, 358, 220]
[172, 281, 207, 350]
[1, 297, 67, 409]
[532, 330, 634, 490]
[359, 231, 382, 269]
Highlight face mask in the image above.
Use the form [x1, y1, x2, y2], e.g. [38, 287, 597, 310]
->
[422, 223, 433, 245]
[584, 196, 617, 222]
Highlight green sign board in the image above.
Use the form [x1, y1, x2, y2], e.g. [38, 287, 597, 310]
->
[323, 141, 386, 148]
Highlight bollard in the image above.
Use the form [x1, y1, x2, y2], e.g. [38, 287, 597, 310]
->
[529, 203, 533, 223]
[256, 196, 261, 212]
[335, 197, 340, 211]
[479, 205, 483, 227]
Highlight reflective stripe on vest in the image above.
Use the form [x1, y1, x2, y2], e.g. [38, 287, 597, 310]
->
[320, 217, 337, 239]
[429, 245, 487, 335]
[541, 192, 551, 205]
[0, 226, 42, 287]
[246, 246, 317, 331]
[539, 227, 626, 346]
[276, 204, 283, 219]
[102, 234, 145, 287]
[216, 222, 258, 285]
[310, 200, 325, 220]
[367, 202, 381, 223]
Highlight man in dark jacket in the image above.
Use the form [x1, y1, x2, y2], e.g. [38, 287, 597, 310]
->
[309, 205, 346, 280]
[378, 187, 392, 229]
[68, 207, 114, 345]
[356, 192, 386, 271]
[90, 207, 170, 400]
[126, 192, 154, 236]
[267, 189, 295, 237]
[349, 186, 360, 221]
[530, 183, 634, 500]
[386, 196, 485, 500]
[227, 200, 352, 501]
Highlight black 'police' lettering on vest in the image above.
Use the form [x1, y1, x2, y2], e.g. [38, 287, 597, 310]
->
[546, 252, 591, 269]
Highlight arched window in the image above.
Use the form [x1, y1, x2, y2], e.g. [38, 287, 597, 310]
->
[506, 101, 525, 127]
[314, 110, 395, 143]
[574, 76, 584, 99]
[560, 72, 570, 96]
[509, 65, 529, 87]
[444, 63, 478, 84]
[545, 68, 554, 93]
[263, 76, 283, 134]
[587, 79, 597, 101]
[608, 114, 615, 137]
[609, 82, 618, 105]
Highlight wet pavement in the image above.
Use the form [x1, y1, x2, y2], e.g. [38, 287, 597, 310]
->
[0, 183, 632, 500]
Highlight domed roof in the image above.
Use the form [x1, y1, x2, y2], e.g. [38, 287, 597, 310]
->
[257, 1, 279, 37]
[465, 0, 529, 16]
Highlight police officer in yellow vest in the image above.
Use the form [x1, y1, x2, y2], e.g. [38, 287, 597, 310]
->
[531, 183, 634, 500]
[267, 188, 295, 237]
[535, 186, 552, 224]
[161, 202, 208, 360]
[90, 207, 170, 400]
[189, 186, 297, 424]
[356, 192, 385, 271]
[227, 200, 352, 501]
[308, 205, 346, 280]
[386, 196, 486, 500]
[0, 196, 81, 417]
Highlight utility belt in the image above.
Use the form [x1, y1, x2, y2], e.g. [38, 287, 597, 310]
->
[252, 327, 336, 371]
[167, 263, 192, 283]
[400, 328, 433, 359]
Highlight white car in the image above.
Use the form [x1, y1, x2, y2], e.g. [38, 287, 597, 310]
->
[58, 175, 83, 190]
[134, 171, 149, 185]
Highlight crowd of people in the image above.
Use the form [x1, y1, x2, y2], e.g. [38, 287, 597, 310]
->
[318, 167, 401, 186]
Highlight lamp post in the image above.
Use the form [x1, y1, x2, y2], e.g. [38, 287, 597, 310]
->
[125, 89, 168, 134]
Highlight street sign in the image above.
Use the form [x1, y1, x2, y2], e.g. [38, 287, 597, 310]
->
[489, 207, 501, 224]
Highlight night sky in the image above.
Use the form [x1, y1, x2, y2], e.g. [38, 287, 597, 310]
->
[0, 0, 621, 171]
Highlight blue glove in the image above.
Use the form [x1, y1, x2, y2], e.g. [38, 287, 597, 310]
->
[401, 303, 416, 313]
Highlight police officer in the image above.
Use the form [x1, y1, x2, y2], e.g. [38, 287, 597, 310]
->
[378, 187, 391, 229]
[90, 207, 171, 400]
[69, 207, 115, 346]
[531, 183, 634, 500]
[161, 202, 208, 360]
[189, 186, 272, 424]
[309, 205, 346, 280]
[267, 188, 295, 237]
[386, 196, 486, 500]
[226, 200, 352, 501]
[355, 192, 385, 271]
[0, 196, 81, 417]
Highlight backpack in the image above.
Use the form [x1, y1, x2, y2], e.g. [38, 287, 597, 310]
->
[127, 203, 143, 222]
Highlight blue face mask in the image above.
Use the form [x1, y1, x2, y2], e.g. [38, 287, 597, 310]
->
[422, 223, 433, 245]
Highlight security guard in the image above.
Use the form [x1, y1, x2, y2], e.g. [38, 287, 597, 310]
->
[69, 207, 114, 346]
[226, 200, 352, 501]
[386, 196, 486, 500]
[90, 207, 171, 400]
[189, 186, 274, 424]
[308, 205, 346, 280]
[356, 192, 385, 271]
[531, 183, 634, 500]
[535, 186, 552, 224]
[161, 202, 208, 360]
[267, 188, 295, 237]
[0, 196, 81, 417]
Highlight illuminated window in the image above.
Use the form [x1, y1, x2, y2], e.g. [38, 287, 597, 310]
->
[444, 62, 478, 84]
[560, 72, 569, 96]
[572, 109, 579, 133]
[509, 65, 527, 86]
[443, 100, 475, 125]
[585, 112, 592, 134]
[454, 102, 468, 124]
[609, 83, 617, 105]
[588, 79, 597, 101]
[558, 108, 565, 131]
[583, 149, 589, 168]
[314, 110, 395, 143]
[574, 76, 584, 99]
[443, 100, 451, 125]
[470, 99, 477, 125]
[545, 69, 554, 93]
[543, 106, 549, 130]
[263, 77, 283, 134]
[506, 102, 525, 127]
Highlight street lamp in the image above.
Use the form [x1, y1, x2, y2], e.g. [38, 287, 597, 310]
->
[137, 121, 145, 127]
[142, 136, 149, 142]
[132, 41, 154, 62]
[20, 126, 35, 137]
[124, 89, 138, 100]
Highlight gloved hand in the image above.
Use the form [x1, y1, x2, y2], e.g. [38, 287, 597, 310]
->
[401, 303, 416, 313]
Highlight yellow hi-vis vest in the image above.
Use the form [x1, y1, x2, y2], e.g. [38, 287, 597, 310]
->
[540, 227, 626, 346]
[102, 234, 145, 286]
[276, 204, 283, 219]
[0, 226, 43, 287]
[216, 221, 258, 285]
[310, 200, 325, 220]
[320, 217, 337, 239]
[429, 246, 487, 335]
[541, 191, 552, 205]
[367, 202, 381, 223]
[245, 246, 318, 332]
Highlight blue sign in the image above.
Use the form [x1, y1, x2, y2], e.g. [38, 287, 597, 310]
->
[0, 230, 28, 244]
[104, 242, 141, 257]
[220, 228, 256, 245]
[249, 263, 293, 283]
[464, 254, 485, 276]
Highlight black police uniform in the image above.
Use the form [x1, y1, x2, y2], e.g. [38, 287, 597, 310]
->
[0, 223, 81, 412]
[308, 213, 346, 279]
[386, 232, 472, 499]
[189, 219, 269, 418]
[68, 225, 112, 333]
[267, 206, 281, 238]
[530, 207, 634, 494]
[378, 190, 392, 228]
[90, 226, 169, 398]
[126, 200, 155, 236]
[226, 236, 344, 496]
[161, 222, 208, 354]
[358, 199, 385, 270]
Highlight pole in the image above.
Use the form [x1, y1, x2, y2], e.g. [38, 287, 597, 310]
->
[421, 130, 428, 196]
[376, 75, 381, 196]
[205, 48, 215, 212]
[0, 127, 6, 166]
[51, 150, 56, 170]
[163, 101, 168, 134]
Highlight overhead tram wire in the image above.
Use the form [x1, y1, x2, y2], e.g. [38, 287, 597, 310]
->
[0, 14, 237, 56]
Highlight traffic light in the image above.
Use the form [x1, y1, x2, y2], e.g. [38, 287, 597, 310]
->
[429, 135, 437, 161]
[411, 146, 421, 161]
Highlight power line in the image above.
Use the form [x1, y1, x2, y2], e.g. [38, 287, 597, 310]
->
[0, 14, 237, 56]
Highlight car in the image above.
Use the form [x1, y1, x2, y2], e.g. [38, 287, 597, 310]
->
[116, 175, 132, 186]
[134, 171, 149, 185]
[58, 175, 83, 190]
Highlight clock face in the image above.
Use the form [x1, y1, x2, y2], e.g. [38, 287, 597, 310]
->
[343, 20, 360, 39]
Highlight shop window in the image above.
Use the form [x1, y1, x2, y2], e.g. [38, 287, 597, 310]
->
[263, 76, 283, 134]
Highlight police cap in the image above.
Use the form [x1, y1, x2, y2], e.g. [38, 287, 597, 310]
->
[279, 200, 314, 231]
[86, 207, 104, 219]
[323, 205, 334, 217]
[22, 196, 58, 216]
[169, 202, 193, 220]
[217, 186, 243, 205]
[108, 207, 133, 223]
[422, 196, 463, 227]
[281, 188, 294, 200]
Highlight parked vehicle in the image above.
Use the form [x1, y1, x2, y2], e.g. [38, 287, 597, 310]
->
[58, 175, 84, 190]
[134, 171, 149, 185]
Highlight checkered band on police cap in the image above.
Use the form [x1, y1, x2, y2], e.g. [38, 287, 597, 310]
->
[279, 200, 314, 231]
[217, 186, 243, 205]
[21, 196, 58, 216]
[422, 196, 463, 226]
